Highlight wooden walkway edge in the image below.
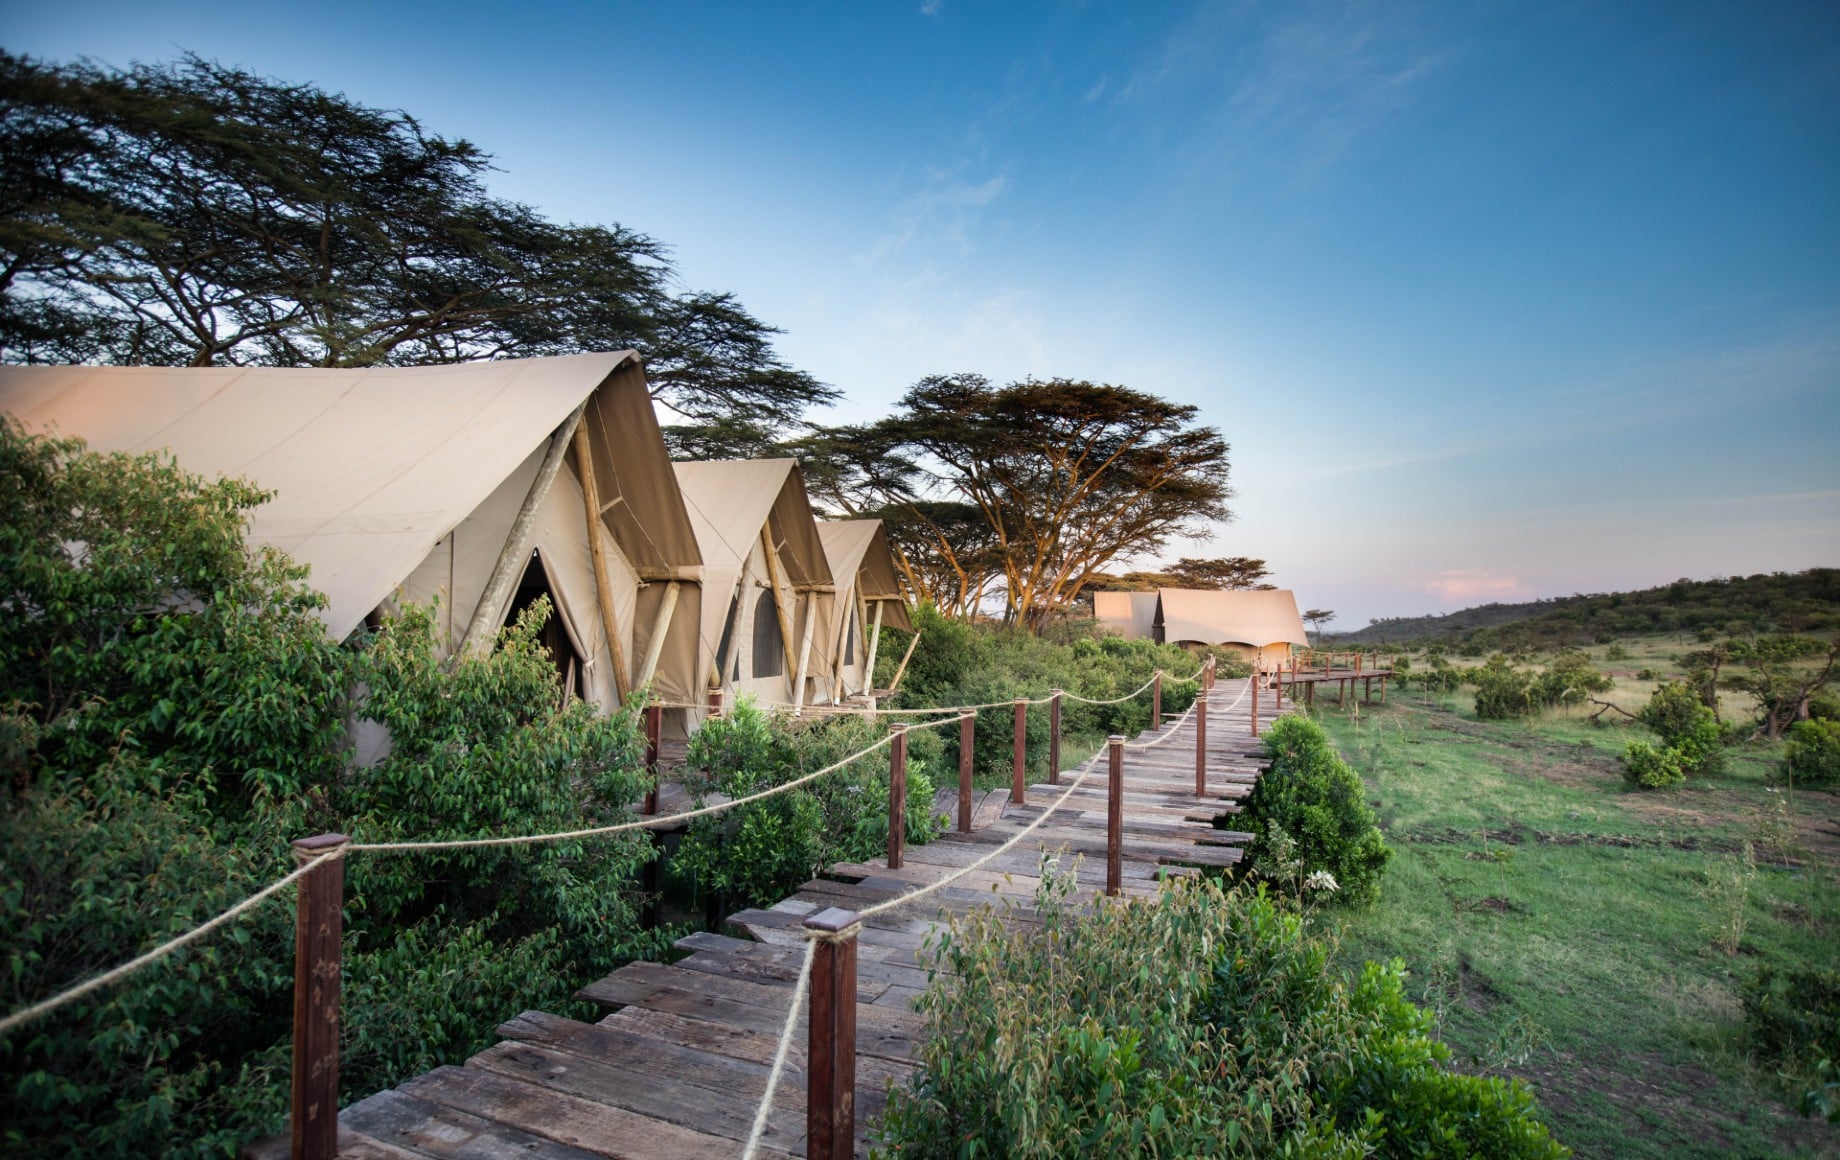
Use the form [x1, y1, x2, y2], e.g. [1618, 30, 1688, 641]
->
[306, 680, 1276, 1159]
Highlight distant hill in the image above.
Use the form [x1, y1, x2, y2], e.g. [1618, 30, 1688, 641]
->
[1332, 568, 1840, 646]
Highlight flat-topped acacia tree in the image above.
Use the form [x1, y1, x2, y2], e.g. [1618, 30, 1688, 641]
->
[798, 373, 1234, 629]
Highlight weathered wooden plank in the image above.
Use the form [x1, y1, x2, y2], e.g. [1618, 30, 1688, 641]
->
[339, 1088, 608, 1160]
[397, 1064, 774, 1160]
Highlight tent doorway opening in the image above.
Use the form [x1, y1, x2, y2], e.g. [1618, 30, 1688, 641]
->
[505, 549, 586, 703]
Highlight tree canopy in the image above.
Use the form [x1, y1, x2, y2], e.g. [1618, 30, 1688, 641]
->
[801, 373, 1233, 627]
[0, 51, 835, 450]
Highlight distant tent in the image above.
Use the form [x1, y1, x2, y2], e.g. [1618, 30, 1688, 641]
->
[1093, 591, 1159, 641]
[1097, 587, 1308, 672]
[817, 520, 913, 701]
[672, 458, 836, 712]
[0, 352, 705, 711]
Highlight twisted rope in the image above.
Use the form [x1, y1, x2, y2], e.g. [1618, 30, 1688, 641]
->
[0, 850, 344, 1038]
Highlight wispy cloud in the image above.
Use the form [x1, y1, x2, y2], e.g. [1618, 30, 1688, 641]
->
[859, 168, 1010, 274]
[1419, 570, 1525, 603]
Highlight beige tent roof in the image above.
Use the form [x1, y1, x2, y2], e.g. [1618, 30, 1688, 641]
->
[817, 519, 913, 633]
[673, 459, 835, 689]
[1157, 588, 1308, 648]
[0, 352, 702, 640]
[1093, 591, 1159, 640]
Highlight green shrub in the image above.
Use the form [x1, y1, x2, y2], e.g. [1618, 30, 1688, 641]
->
[1742, 964, 1840, 1072]
[1782, 719, 1840, 787]
[0, 422, 660, 1153]
[880, 605, 1208, 783]
[1472, 655, 1535, 719]
[1634, 681, 1727, 777]
[1532, 650, 1612, 708]
[675, 699, 940, 910]
[1605, 644, 1631, 661]
[1621, 740, 1686, 789]
[877, 876, 1567, 1158]
[1417, 656, 1462, 694]
[1244, 715, 1390, 905]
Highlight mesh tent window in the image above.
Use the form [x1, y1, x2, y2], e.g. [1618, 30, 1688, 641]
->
[752, 590, 784, 678]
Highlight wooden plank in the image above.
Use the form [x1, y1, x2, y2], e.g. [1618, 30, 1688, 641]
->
[397, 1064, 772, 1160]
[339, 1089, 606, 1160]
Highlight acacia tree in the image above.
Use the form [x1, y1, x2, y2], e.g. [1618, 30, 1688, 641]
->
[1090, 555, 1274, 593]
[0, 52, 834, 446]
[1302, 608, 1337, 645]
[831, 374, 1232, 628]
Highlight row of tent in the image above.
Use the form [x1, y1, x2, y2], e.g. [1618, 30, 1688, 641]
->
[0, 351, 912, 738]
[1092, 588, 1310, 673]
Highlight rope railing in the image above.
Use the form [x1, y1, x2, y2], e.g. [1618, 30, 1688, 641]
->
[0, 711, 974, 1038]
[4, 651, 1254, 1159]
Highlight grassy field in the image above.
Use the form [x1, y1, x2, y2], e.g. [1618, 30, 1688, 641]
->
[1305, 643, 1839, 1159]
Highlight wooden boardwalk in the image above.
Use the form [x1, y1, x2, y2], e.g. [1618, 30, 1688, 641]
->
[319, 680, 1273, 1159]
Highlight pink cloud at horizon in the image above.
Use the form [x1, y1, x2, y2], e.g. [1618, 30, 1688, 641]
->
[1419, 570, 1526, 604]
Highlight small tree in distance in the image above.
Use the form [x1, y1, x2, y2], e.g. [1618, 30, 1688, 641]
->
[1302, 608, 1337, 646]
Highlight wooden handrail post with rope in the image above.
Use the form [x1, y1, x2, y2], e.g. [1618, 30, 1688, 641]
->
[887, 725, 908, 870]
[643, 701, 663, 816]
[803, 908, 861, 1160]
[290, 834, 349, 1160]
[958, 713, 974, 834]
[1195, 678, 1208, 796]
[1106, 736, 1125, 897]
[1048, 691, 1062, 786]
[1011, 698, 1027, 805]
[1152, 670, 1162, 727]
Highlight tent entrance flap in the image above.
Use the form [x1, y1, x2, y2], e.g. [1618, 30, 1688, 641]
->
[506, 548, 587, 701]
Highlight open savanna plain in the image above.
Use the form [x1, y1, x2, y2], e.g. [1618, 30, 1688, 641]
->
[1308, 644, 1839, 1159]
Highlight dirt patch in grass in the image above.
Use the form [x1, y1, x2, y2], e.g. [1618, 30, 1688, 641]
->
[1454, 894, 1522, 915]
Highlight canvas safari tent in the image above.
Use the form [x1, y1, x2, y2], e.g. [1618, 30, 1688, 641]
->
[1096, 587, 1308, 672]
[0, 351, 707, 713]
[816, 520, 913, 702]
[672, 458, 838, 713]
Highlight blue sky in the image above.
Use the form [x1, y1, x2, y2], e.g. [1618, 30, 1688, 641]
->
[7, 1, 1837, 626]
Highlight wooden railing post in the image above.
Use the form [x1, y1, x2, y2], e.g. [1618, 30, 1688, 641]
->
[290, 833, 349, 1160]
[1048, 692, 1062, 786]
[958, 713, 974, 834]
[1195, 682, 1208, 796]
[1251, 669, 1260, 738]
[706, 687, 723, 718]
[1010, 698, 1026, 805]
[887, 725, 908, 869]
[1152, 671, 1163, 728]
[804, 907, 860, 1160]
[644, 701, 663, 815]
[1106, 736, 1124, 897]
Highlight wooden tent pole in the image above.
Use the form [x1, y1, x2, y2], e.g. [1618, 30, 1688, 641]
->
[759, 528, 800, 678]
[792, 591, 817, 716]
[571, 425, 629, 700]
[635, 580, 681, 688]
[455, 403, 587, 660]
[887, 627, 921, 694]
[863, 599, 886, 693]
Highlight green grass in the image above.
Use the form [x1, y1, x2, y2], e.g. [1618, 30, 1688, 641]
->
[1305, 681, 1840, 1159]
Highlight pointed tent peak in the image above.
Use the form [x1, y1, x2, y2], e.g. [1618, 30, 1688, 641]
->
[1154, 587, 1308, 648]
[819, 518, 912, 632]
[0, 350, 692, 640]
[671, 458, 832, 590]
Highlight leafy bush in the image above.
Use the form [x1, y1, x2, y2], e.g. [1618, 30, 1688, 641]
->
[1532, 650, 1612, 708]
[1742, 965, 1840, 1073]
[1632, 681, 1727, 778]
[880, 605, 1218, 783]
[1415, 656, 1462, 694]
[877, 876, 1567, 1158]
[0, 422, 659, 1154]
[1244, 715, 1390, 905]
[1782, 719, 1840, 787]
[1472, 655, 1535, 719]
[674, 698, 941, 910]
[1621, 741, 1686, 789]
